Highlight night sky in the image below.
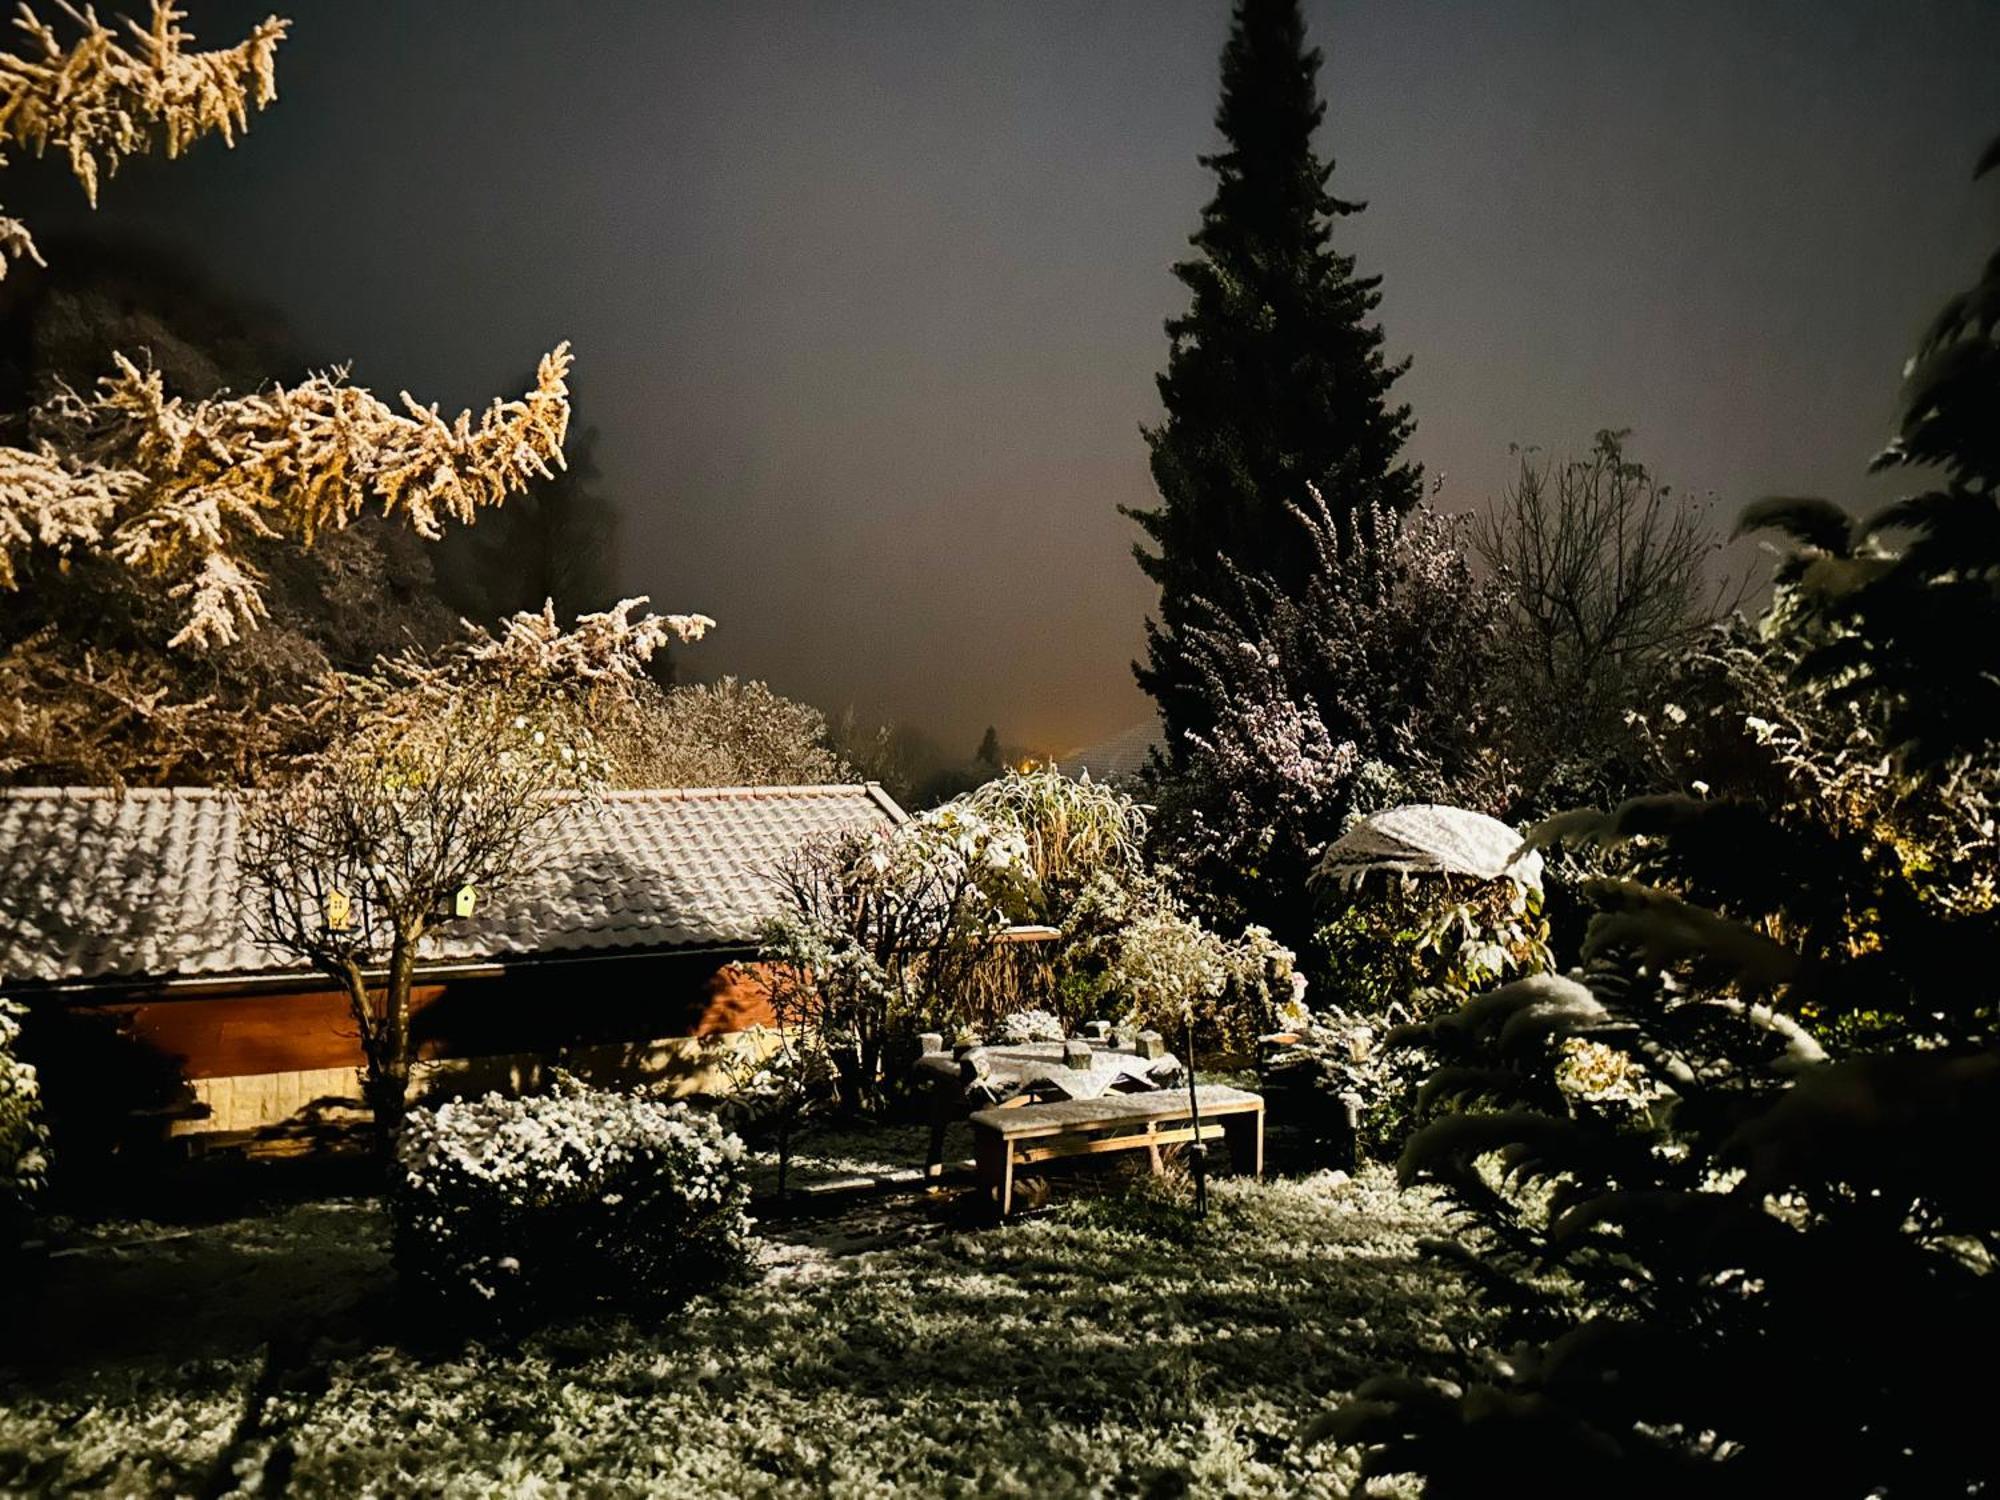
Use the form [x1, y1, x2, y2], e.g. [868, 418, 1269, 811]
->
[9, 1, 1998, 753]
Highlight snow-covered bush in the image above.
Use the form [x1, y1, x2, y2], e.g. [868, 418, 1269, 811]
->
[1, 997, 49, 1242]
[1155, 495, 1509, 948]
[1267, 874, 1551, 1162]
[1314, 873, 1552, 1025]
[707, 1026, 837, 1198]
[1554, 1034, 1660, 1114]
[597, 675, 852, 789]
[959, 767, 1149, 909]
[950, 769, 1154, 1032]
[1107, 893, 1302, 1062]
[1262, 1002, 1420, 1168]
[759, 804, 1035, 1111]
[391, 1079, 750, 1329]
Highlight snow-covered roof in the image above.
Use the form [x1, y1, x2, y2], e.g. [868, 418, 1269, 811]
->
[1055, 717, 1165, 784]
[1316, 804, 1543, 891]
[0, 784, 903, 988]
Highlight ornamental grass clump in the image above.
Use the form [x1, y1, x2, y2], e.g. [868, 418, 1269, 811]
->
[391, 1080, 750, 1331]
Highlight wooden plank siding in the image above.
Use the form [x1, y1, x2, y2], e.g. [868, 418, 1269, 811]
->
[24, 952, 781, 1139]
[71, 955, 776, 1080]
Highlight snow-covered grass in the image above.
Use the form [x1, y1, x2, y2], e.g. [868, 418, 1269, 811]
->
[740, 1118, 940, 1193]
[1, 1160, 1494, 1497]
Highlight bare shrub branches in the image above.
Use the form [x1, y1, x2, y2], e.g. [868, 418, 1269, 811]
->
[1474, 429, 1742, 797]
[241, 600, 712, 1142]
[758, 809, 1033, 1111]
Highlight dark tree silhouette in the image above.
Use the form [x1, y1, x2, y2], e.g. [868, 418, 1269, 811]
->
[433, 400, 619, 626]
[1474, 429, 1740, 808]
[1127, 0, 1420, 759]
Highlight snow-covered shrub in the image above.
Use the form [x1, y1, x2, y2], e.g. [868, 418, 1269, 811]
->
[759, 804, 1035, 1111]
[1, 997, 49, 1241]
[1156, 495, 1509, 947]
[1313, 872, 1551, 1025]
[948, 771, 1152, 1034]
[959, 767, 1149, 911]
[1262, 1002, 1421, 1167]
[1107, 894, 1302, 1062]
[1554, 1034, 1659, 1114]
[1274, 874, 1551, 1162]
[708, 1027, 836, 1198]
[391, 1078, 750, 1328]
[596, 675, 852, 789]
[709, 1029, 835, 1136]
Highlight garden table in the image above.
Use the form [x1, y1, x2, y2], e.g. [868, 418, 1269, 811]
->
[911, 1028, 1184, 1180]
[970, 1084, 1265, 1216]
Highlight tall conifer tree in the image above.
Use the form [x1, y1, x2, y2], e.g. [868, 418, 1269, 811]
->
[1129, 0, 1421, 755]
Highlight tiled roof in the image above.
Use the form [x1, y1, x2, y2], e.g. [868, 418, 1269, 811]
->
[0, 784, 903, 987]
[1055, 718, 1165, 784]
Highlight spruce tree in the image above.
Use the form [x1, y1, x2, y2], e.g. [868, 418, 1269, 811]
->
[1128, 0, 1421, 755]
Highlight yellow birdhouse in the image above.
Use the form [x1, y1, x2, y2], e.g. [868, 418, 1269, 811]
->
[453, 884, 478, 919]
[325, 888, 352, 931]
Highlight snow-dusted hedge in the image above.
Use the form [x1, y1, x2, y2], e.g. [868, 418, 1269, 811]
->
[391, 1079, 750, 1327]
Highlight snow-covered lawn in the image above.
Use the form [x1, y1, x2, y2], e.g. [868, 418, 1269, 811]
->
[1, 1162, 1493, 1497]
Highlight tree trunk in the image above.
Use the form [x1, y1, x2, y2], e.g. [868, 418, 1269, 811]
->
[337, 963, 394, 1158]
[363, 1061, 409, 1156]
[366, 925, 421, 1155]
[858, 1029, 882, 1115]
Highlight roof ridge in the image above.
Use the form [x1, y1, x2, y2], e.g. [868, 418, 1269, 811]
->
[1059, 715, 1165, 760]
[2, 783, 885, 803]
[2, 786, 236, 801]
[594, 783, 887, 801]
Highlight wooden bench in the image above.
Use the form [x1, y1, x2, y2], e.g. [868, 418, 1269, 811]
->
[969, 1085, 1264, 1216]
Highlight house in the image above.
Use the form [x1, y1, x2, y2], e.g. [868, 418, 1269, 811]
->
[0, 783, 903, 1144]
[1055, 717, 1165, 785]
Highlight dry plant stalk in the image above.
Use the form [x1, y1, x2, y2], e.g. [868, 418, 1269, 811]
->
[0, 0, 287, 275]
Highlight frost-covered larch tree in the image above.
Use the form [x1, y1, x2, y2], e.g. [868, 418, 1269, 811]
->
[0, 0, 285, 279]
[2, 344, 579, 649]
[0, 4, 724, 1157]
[0, 5, 626, 785]
[0, 345, 589, 779]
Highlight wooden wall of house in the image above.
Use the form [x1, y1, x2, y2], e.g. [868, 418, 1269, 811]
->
[22, 952, 781, 1142]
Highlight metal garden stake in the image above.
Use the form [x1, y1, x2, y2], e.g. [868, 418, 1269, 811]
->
[1184, 1012, 1208, 1219]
